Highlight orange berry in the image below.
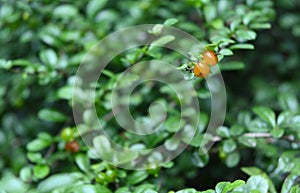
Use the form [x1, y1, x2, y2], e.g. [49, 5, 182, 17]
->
[65, 141, 80, 153]
[193, 62, 210, 78]
[203, 50, 218, 66]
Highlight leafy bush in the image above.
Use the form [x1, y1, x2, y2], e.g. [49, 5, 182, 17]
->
[0, 0, 300, 193]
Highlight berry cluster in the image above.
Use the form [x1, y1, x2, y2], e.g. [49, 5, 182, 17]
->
[189, 50, 219, 78]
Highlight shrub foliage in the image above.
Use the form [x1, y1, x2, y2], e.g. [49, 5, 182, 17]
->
[0, 0, 300, 193]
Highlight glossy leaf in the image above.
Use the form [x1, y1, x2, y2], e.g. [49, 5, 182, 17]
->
[230, 44, 254, 50]
[38, 109, 68, 122]
[127, 170, 149, 185]
[245, 175, 268, 193]
[86, 0, 108, 19]
[253, 106, 276, 128]
[33, 165, 50, 179]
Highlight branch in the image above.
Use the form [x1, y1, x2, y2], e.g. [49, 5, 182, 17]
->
[211, 132, 300, 145]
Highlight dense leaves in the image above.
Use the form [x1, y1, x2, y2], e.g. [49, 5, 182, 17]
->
[0, 0, 300, 192]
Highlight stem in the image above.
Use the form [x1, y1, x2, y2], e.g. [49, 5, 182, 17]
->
[211, 132, 300, 145]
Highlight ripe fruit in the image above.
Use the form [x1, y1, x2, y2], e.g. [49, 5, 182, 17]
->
[193, 62, 210, 78]
[203, 50, 218, 66]
[65, 141, 80, 153]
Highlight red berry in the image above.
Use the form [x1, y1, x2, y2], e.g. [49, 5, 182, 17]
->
[203, 50, 218, 66]
[65, 141, 80, 153]
[193, 62, 210, 78]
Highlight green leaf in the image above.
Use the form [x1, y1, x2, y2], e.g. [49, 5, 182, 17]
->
[277, 111, 294, 126]
[115, 187, 131, 193]
[93, 135, 112, 160]
[182, 125, 197, 144]
[38, 109, 67, 122]
[146, 47, 162, 58]
[241, 167, 262, 176]
[225, 152, 240, 168]
[176, 188, 197, 193]
[152, 24, 164, 35]
[277, 152, 300, 173]
[236, 29, 257, 41]
[219, 49, 233, 56]
[253, 106, 276, 128]
[133, 184, 155, 193]
[199, 190, 215, 193]
[217, 126, 231, 138]
[68, 184, 112, 193]
[75, 154, 90, 173]
[95, 184, 113, 193]
[38, 133, 52, 144]
[215, 182, 230, 193]
[222, 139, 237, 153]
[217, 180, 245, 193]
[238, 111, 252, 126]
[27, 152, 43, 163]
[242, 167, 276, 193]
[230, 19, 241, 31]
[204, 4, 217, 21]
[37, 173, 83, 192]
[11, 59, 33, 67]
[242, 11, 259, 25]
[91, 162, 108, 173]
[238, 136, 257, 147]
[57, 86, 73, 100]
[93, 135, 138, 164]
[228, 180, 245, 191]
[127, 171, 149, 185]
[204, 43, 219, 50]
[144, 190, 157, 193]
[246, 175, 268, 193]
[149, 35, 175, 50]
[290, 185, 300, 193]
[211, 19, 224, 29]
[270, 128, 284, 138]
[164, 18, 178, 26]
[278, 93, 299, 111]
[230, 44, 254, 50]
[20, 167, 32, 182]
[281, 173, 300, 193]
[248, 119, 269, 132]
[0, 59, 13, 69]
[164, 115, 182, 132]
[53, 5, 78, 18]
[165, 138, 180, 151]
[162, 162, 174, 168]
[39, 32, 58, 46]
[0, 171, 29, 192]
[83, 109, 98, 126]
[286, 115, 300, 128]
[26, 139, 51, 152]
[33, 165, 50, 179]
[39, 49, 58, 67]
[192, 151, 209, 168]
[230, 125, 244, 136]
[86, 0, 108, 19]
[190, 134, 204, 147]
[250, 23, 271, 29]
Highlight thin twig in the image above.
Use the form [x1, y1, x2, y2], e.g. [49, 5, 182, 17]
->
[211, 132, 300, 145]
